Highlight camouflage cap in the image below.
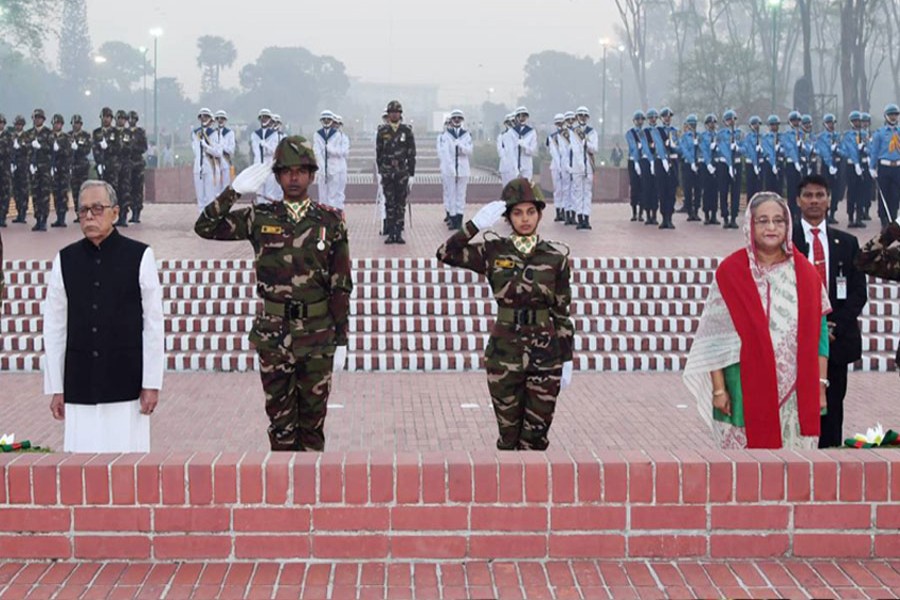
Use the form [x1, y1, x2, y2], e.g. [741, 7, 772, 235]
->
[386, 100, 403, 113]
[501, 178, 546, 213]
[115, 109, 128, 119]
[71, 114, 83, 125]
[32, 108, 45, 119]
[100, 107, 113, 118]
[52, 113, 64, 124]
[129, 110, 139, 120]
[273, 135, 318, 171]
[14, 115, 26, 125]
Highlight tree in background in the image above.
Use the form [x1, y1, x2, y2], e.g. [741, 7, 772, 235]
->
[58, 0, 92, 81]
[0, 0, 59, 56]
[96, 41, 151, 93]
[518, 51, 602, 124]
[197, 35, 237, 97]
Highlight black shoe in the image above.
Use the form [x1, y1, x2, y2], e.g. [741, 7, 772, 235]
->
[565, 211, 576, 226]
[555, 208, 565, 222]
[130, 209, 141, 223]
[630, 214, 638, 222]
[827, 216, 838, 225]
[385, 233, 396, 244]
[848, 220, 862, 229]
[382, 219, 388, 235]
[444, 211, 450, 224]
[862, 212, 872, 221]
[687, 213, 701, 222]
[74, 216, 80, 223]
[32, 217, 47, 232]
[0, 219, 6, 227]
[395, 231, 406, 244]
[583, 216, 592, 230]
[708, 217, 721, 225]
[576, 215, 587, 230]
[13, 215, 26, 223]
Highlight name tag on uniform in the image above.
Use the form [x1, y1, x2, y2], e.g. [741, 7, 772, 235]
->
[261, 225, 283, 234]
[836, 276, 847, 300]
[494, 259, 515, 269]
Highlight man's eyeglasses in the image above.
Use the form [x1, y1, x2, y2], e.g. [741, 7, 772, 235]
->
[77, 204, 113, 217]
[753, 217, 787, 227]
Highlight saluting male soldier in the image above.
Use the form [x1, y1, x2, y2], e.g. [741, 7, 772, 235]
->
[92, 107, 120, 199]
[24, 108, 54, 231]
[69, 114, 92, 221]
[128, 111, 148, 223]
[49, 114, 73, 227]
[9, 116, 30, 224]
[194, 136, 353, 451]
[0, 114, 11, 226]
[376, 100, 416, 244]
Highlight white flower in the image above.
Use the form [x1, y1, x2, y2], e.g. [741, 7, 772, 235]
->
[0, 433, 14, 446]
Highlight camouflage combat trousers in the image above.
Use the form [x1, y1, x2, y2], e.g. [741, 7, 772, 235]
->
[70, 162, 90, 213]
[30, 168, 51, 221]
[116, 163, 132, 216]
[486, 356, 561, 451]
[12, 168, 29, 218]
[52, 172, 71, 217]
[131, 163, 145, 211]
[0, 169, 10, 221]
[257, 343, 334, 452]
[382, 171, 409, 234]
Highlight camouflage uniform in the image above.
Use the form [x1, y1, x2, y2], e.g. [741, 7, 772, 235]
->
[856, 221, 900, 370]
[194, 136, 353, 451]
[23, 110, 54, 231]
[128, 112, 148, 222]
[376, 100, 416, 243]
[10, 116, 31, 223]
[69, 115, 92, 216]
[49, 115, 73, 226]
[436, 179, 575, 450]
[0, 115, 10, 225]
[92, 108, 122, 202]
[113, 110, 133, 225]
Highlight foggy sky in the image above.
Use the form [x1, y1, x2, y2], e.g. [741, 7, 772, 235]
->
[74, 0, 618, 106]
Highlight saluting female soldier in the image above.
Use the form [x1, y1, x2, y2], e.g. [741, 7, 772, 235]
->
[436, 178, 575, 450]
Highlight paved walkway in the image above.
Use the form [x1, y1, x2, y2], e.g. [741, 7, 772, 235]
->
[1, 559, 899, 599]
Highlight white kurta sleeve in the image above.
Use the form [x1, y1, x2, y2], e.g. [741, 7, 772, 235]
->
[139, 247, 165, 390]
[42, 253, 68, 395]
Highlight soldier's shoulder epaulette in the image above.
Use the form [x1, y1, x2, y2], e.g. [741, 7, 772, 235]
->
[311, 201, 346, 221]
[541, 239, 571, 258]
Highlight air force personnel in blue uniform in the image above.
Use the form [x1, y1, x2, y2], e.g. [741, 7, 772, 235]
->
[869, 103, 900, 225]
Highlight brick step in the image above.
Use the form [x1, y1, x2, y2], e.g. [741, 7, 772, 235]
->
[5, 332, 897, 355]
[5, 298, 900, 318]
[3, 351, 896, 373]
[5, 314, 897, 335]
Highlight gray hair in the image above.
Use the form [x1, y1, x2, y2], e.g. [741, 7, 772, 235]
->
[748, 191, 788, 219]
[78, 179, 118, 206]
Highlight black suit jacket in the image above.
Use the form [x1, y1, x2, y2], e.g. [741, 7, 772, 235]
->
[792, 224, 868, 365]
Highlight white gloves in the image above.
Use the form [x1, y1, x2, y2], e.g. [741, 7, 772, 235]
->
[870, 169, 878, 180]
[690, 162, 698, 174]
[71, 141, 78, 151]
[97, 164, 104, 176]
[10, 164, 15, 174]
[471, 200, 506, 230]
[649, 161, 656, 176]
[854, 164, 863, 177]
[728, 166, 735, 180]
[829, 165, 838, 176]
[794, 162, 802, 173]
[707, 164, 716, 175]
[13, 139, 19, 150]
[753, 165, 760, 176]
[560, 361, 573, 390]
[730, 143, 738, 151]
[377, 174, 382, 186]
[29, 165, 36, 175]
[407, 175, 415, 190]
[662, 159, 670, 173]
[332, 346, 347, 372]
[31, 140, 41, 149]
[634, 162, 642, 176]
[710, 142, 717, 152]
[772, 164, 779, 175]
[232, 159, 273, 194]
[53, 141, 59, 152]
[100, 139, 108, 150]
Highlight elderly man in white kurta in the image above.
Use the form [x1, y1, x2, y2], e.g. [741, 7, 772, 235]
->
[43, 180, 164, 452]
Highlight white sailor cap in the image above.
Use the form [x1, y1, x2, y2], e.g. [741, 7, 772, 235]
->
[198, 107, 213, 118]
[333, 114, 343, 124]
[514, 106, 529, 116]
[272, 114, 282, 123]
[320, 110, 336, 120]
[504, 113, 515, 121]
[563, 111, 576, 119]
[575, 106, 590, 116]
[553, 113, 565, 123]
[258, 108, 272, 118]
[214, 110, 228, 119]
[450, 109, 464, 119]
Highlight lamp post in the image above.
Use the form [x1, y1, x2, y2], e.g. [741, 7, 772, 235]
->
[150, 28, 164, 160]
[599, 39, 609, 150]
[618, 45, 625, 138]
[139, 46, 149, 122]
[769, 0, 781, 113]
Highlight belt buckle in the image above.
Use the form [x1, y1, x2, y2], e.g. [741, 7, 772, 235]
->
[515, 310, 533, 326]
[288, 302, 305, 319]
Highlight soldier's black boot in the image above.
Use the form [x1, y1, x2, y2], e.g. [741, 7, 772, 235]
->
[395, 227, 406, 244]
[555, 208, 565, 222]
[708, 213, 720, 225]
[50, 213, 65, 227]
[0, 217, 6, 227]
[576, 215, 587, 230]
[638, 210, 644, 222]
[630, 207, 637, 222]
[32, 216, 47, 232]
[384, 224, 396, 244]
[13, 214, 26, 224]
[130, 208, 141, 223]
[566, 210, 576, 225]
[444, 211, 450, 224]
[583, 215, 592, 230]
[456, 214, 464, 229]
[115, 207, 129, 228]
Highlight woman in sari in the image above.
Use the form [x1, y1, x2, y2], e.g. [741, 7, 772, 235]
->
[684, 192, 831, 449]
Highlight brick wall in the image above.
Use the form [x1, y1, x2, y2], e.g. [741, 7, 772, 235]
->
[2, 450, 896, 561]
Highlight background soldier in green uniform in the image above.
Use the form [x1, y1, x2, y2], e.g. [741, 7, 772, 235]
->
[24, 108, 54, 231]
[436, 179, 575, 450]
[376, 100, 416, 244]
[856, 218, 900, 373]
[128, 111, 148, 223]
[194, 136, 353, 451]
[0, 115, 10, 226]
[69, 114, 92, 221]
[92, 107, 120, 207]
[113, 110, 133, 226]
[10, 115, 31, 224]
[49, 114, 73, 227]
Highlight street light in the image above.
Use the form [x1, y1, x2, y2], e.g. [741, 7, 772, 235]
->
[618, 45, 625, 138]
[599, 38, 610, 151]
[769, 0, 782, 113]
[93, 55, 107, 64]
[139, 46, 149, 122]
[150, 28, 164, 161]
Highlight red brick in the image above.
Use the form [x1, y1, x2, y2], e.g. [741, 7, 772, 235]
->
[864, 459, 889, 502]
[626, 453, 653, 503]
[471, 506, 547, 532]
[0, 536, 69, 559]
[795, 504, 872, 530]
[161, 453, 191, 505]
[213, 453, 240, 504]
[314, 507, 390, 531]
[110, 454, 141, 505]
[292, 454, 318, 505]
[811, 456, 838, 501]
[136, 453, 165, 505]
[391, 506, 468, 531]
[893, 462, 900, 501]
[153, 535, 231, 559]
[702, 451, 734, 503]
[74, 507, 151, 532]
[447, 452, 472, 503]
[874, 534, 900, 557]
[370, 452, 394, 504]
[572, 452, 601, 502]
[469, 535, 546, 558]
[313, 535, 389, 559]
[877, 505, 900, 529]
[59, 454, 92, 505]
[187, 453, 215, 505]
[265, 453, 292, 504]
[394, 453, 420, 504]
[782, 452, 811, 501]
[548, 535, 626, 558]
[758, 453, 785, 500]
[628, 535, 706, 558]
[631, 506, 706, 530]
[597, 451, 627, 503]
[498, 453, 523, 503]
[793, 534, 872, 557]
[521, 453, 549, 503]
[472, 452, 498, 503]
[234, 535, 310, 559]
[155, 507, 230, 532]
[735, 456, 760, 502]
[550, 507, 626, 531]
[647, 452, 679, 504]
[31, 454, 66, 505]
[0, 508, 69, 532]
[73, 535, 150, 560]
[710, 534, 790, 558]
[233, 508, 310, 532]
[341, 451, 367, 505]
[238, 453, 265, 504]
[710, 505, 789, 530]
[550, 453, 576, 503]
[319, 454, 344, 504]
[675, 450, 707, 504]
[392, 536, 467, 558]
[84, 454, 115, 504]
[839, 459, 864, 502]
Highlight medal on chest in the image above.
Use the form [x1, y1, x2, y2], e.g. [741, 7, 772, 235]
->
[316, 226, 326, 251]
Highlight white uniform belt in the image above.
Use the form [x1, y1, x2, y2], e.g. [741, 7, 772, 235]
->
[880, 159, 900, 167]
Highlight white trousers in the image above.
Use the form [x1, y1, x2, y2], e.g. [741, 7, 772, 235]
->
[193, 170, 218, 212]
[441, 174, 469, 216]
[551, 168, 562, 209]
[64, 400, 150, 453]
[571, 171, 594, 216]
[218, 162, 232, 195]
[500, 170, 517, 187]
[318, 172, 348, 210]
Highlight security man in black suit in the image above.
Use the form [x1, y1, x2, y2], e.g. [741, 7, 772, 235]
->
[792, 174, 869, 448]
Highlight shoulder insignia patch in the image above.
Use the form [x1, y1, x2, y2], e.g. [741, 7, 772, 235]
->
[261, 225, 283, 234]
[494, 258, 516, 269]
